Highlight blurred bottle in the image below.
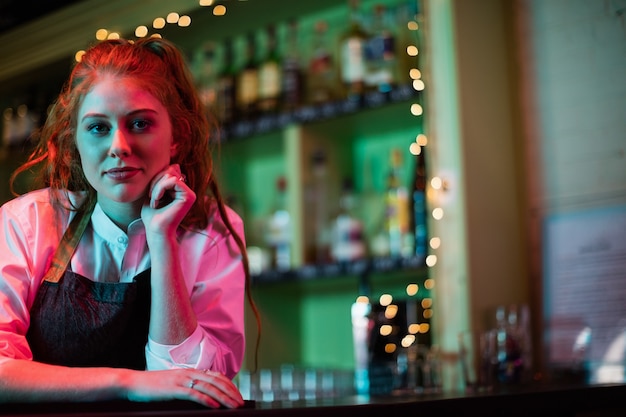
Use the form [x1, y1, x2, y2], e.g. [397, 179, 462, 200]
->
[365, 4, 397, 93]
[385, 148, 409, 258]
[282, 19, 306, 112]
[410, 143, 427, 260]
[258, 25, 282, 115]
[193, 42, 218, 116]
[308, 20, 336, 105]
[331, 177, 366, 262]
[216, 38, 237, 128]
[237, 32, 260, 120]
[339, 0, 370, 100]
[310, 150, 331, 264]
[334, 178, 367, 261]
[265, 177, 292, 271]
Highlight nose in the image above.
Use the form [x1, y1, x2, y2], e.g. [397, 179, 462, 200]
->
[109, 128, 131, 158]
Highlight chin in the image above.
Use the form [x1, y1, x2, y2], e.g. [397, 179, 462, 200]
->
[102, 191, 146, 206]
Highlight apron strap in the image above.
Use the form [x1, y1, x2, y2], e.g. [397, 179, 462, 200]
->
[43, 201, 96, 284]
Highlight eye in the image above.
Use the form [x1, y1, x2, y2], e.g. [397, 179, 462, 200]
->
[86, 122, 110, 136]
[130, 118, 152, 132]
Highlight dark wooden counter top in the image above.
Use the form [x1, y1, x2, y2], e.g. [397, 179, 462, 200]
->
[2, 382, 625, 417]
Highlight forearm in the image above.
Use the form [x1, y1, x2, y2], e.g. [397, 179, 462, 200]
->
[0, 359, 130, 403]
[147, 235, 197, 345]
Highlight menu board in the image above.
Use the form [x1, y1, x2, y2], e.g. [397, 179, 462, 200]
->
[544, 205, 626, 383]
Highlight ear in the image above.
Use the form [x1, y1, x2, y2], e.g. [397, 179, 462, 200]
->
[170, 141, 179, 158]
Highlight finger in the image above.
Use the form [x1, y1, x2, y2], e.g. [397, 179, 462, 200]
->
[194, 373, 244, 408]
[204, 371, 244, 397]
[149, 172, 189, 209]
[193, 382, 241, 408]
[177, 377, 222, 409]
[189, 381, 241, 409]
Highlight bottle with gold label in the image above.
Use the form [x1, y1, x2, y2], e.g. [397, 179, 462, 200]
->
[385, 148, 409, 258]
[236, 32, 260, 120]
[308, 20, 336, 105]
[258, 24, 282, 115]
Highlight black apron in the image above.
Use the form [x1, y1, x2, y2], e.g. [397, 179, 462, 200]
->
[26, 204, 151, 369]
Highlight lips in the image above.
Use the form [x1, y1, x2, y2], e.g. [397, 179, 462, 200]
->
[105, 167, 140, 181]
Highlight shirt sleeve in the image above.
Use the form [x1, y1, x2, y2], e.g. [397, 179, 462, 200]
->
[0, 207, 34, 364]
[0, 194, 64, 365]
[144, 205, 246, 379]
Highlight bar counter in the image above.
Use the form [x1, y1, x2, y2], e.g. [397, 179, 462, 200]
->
[2, 382, 625, 417]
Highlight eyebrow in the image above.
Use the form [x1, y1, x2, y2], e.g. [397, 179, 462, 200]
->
[81, 108, 159, 122]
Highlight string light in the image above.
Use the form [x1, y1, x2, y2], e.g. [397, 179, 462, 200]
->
[413, 79, 425, 91]
[410, 68, 422, 79]
[95, 28, 108, 40]
[410, 103, 423, 116]
[178, 15, 192, 27]
[81, 1, 230, 64]
[379, 294, 393, 307]
[401, 335, 416, 347]
[405, 10, 436, 342]
[74, 50, 85, 62]
[135, 25, 148, 38]
[166, 12, 180, 24]
[406, 283, 419, 296]
[153, 17, 166, 29]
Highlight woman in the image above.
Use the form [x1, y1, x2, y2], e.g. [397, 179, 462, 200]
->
[0, 37, 255, 408]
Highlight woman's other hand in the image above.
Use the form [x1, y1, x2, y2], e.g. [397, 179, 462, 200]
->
[125, 368, 244, 409]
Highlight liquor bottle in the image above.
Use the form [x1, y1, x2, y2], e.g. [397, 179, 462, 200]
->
[265, 176, 291, 271]
[331, 177, 366, 262]
[308, 20, 336, 105]
[410, 145, 427, 260]
[236, 32, 260, 120]
[258, 24, 282, 115]
[384, 148, 409, 258]
[310, 149, 331, 264]
[193, 42, 218, 115]
[216, 38, 237, 128]
[339, 0, 370, 100]
[365, 4, 397, 93]
[282, 18, 306, 112]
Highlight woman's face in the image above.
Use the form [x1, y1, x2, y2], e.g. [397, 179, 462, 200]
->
[76, 76, 175, 210]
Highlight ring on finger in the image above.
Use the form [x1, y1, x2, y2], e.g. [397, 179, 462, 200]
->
[188, 378, 197, 390]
